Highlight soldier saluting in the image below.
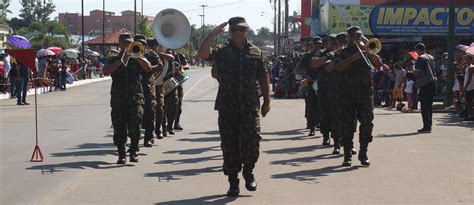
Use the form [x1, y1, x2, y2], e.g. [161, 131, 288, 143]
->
[197, 17, 271, 197]
[103, 33, 152, 164]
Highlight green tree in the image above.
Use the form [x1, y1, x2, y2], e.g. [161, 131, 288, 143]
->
[19, 0, 55, 24]
[138, 18, 153, 37]
[7, 17, 27, 32]
[257, 27, 271, 36]
[0, 0, 11, 24]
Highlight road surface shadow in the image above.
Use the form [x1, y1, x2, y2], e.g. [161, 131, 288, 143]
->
[262, 135, 317, 142]
[272, 165, 359, 183]
[163, 146, 220, 155]
[26, 161, 131, 173]
[375, 132, 420, 138]
[435, 113, 474, 129]
[261, 129, 306, 136]
[179, 136, 220, 143]
[69, 143, 115, 149]
[264, 144, 327, 155]
[156, 155, 222, 165]
[156, 194, 249, 205]
[144, 166, 222, 181]
[271, 153, 340, 167]
[51, 149, 117, 157]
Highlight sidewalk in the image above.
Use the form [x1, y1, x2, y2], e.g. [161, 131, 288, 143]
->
[0, 77, 111, 100]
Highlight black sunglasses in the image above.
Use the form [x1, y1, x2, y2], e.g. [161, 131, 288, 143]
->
[230, 27, 247, 33]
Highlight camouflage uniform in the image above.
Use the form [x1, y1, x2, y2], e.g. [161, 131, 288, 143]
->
[108, 52, 144, 155]
[207, 41, 266, 176]
[318, 51, 340, 140]
[142, 50, 161, 141]
[334, 45, 374, 151]
[300, 51, 320, 131]
[162, 55, 178, 134]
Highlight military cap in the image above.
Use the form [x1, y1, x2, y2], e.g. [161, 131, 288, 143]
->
[134, 34, 147, 44]
[336, 32, 347, 40]
[312, 36, 323, 44]
[347, 26, 362, 35]
[228, 17, 249, 28]
[328, 34, 338, 42]
[146, 38, 158, 46]
[119, 33, 134, 42]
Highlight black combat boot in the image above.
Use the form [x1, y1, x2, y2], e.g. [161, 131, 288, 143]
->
[144, 131, 153, 147]
[358, 141, 370, 166]
[226, 174, 240, 197]
[351, 146, 357, 155]
[117, 145, 126, 164]
[332, 137, 340, 154]
[243, 169, 257, 191]
[322, 134, 330, 146]
[342, 143, 353, 166]
[308, 128, 315, 136]
[174, 114, 183, 130]
[130, 139, 139, 162]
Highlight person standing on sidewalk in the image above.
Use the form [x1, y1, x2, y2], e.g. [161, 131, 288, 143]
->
[15, 62, 30, 105]
[414, 43, 436, 133]
[103, 33, 152, 164]
[197, 17, 271, 197]
[462, 54, 474, 121]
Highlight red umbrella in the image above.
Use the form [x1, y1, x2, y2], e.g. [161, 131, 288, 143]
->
[47, 47, 63, 54]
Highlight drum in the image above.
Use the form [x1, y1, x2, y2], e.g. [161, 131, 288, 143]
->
[163, 76, 179, 95]
[174, 67, 190, 84]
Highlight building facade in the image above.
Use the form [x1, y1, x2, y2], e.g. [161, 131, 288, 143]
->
[0, 24, 12, 49]
[58, 10, 154, 35]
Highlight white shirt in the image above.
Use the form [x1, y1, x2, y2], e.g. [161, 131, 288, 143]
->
[404, 80, 414, 93]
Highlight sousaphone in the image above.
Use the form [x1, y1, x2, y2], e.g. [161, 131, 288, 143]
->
[152, 9, 191, 49]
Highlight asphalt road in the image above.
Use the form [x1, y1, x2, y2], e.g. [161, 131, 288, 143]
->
[0, 67, 472, 205]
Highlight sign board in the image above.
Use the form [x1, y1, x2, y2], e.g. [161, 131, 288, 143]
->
[369, 5, 474, 36]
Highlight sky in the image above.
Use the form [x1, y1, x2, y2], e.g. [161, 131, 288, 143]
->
[7, 0, 301, 31]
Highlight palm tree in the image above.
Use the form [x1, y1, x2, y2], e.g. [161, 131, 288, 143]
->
[28, 21, 70, 49]
[0, 0, 12, 24]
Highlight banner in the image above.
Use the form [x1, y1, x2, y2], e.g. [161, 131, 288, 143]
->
[327, 5, 375, 35]
[311, 0, 321, 36]
[301, 0, 312, 37]
[369, 5, 474, 36]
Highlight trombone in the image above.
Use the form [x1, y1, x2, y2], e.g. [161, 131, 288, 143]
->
[121, 41, 145, 66]
[355, 37, 381, 70]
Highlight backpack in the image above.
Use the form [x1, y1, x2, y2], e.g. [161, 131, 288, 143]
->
[416, 54, 436, 87]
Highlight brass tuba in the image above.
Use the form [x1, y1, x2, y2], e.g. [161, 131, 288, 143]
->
[152, 9, 191, 49]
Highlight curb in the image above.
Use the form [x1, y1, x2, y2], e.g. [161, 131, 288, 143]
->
[0, 77, 111, 101]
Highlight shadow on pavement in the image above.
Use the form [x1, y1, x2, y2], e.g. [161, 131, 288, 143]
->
[50, 142, 117, 157]
[179, 136, 220, 142]
[144, 166, 222, 181]
[26, 161, 131, 173]
[189, 130, 220, 135]
[262, 135, 317, 142]
[163, 146, 220, 155]
[156, 155, 222, 165]
[261, 129, 306, 136]
[264, 144, 327, 155]
[272, 165, 359, 183]
[435, 113, 474, 129]
[271, 153, 340, 167]
[156, 194, 248, 205]
[69, 143, 115, 149]
[375, 132, 420, 138]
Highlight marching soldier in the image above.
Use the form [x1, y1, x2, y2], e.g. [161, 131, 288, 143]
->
[197, 17, 271, 197]
[162, 49, 179, 136]
[311, 34, 341, 153]
[103, 33, 152, 164]
[298, 36, 322, 137]
[173, 51, 188, 131]
[334, 26, 374, 166]
[134, 35, 163, 147]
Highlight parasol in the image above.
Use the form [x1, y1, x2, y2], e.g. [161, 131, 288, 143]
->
[7, 35, 31, 49]
[47, 47, 63, 54]
[37, 49, 55, 58]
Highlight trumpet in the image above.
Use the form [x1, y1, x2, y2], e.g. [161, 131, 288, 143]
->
[121, 41, 145, 66]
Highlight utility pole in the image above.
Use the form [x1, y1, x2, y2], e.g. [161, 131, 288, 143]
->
[199, 5, 208, 37]
[284, 0, 289, 38]
[273, 0, 277, 56]
[102, 0, 105, 57]
[444, 0, 455, 106]
[277, 0, 281, 55]
[81, 0, 85, 79]
[134, 0, 137, 34]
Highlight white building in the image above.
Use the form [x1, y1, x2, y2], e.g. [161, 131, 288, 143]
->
[0, 24, 12, 49]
